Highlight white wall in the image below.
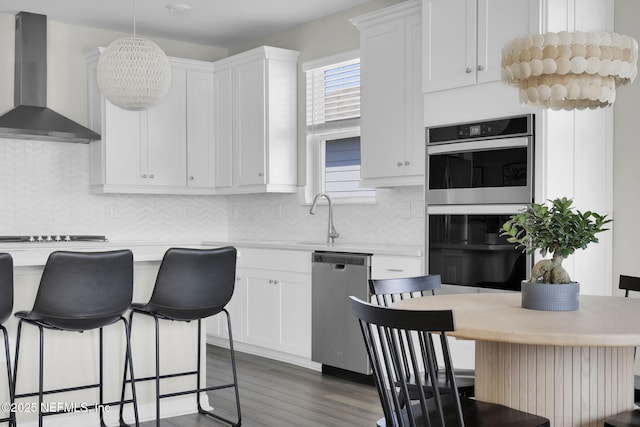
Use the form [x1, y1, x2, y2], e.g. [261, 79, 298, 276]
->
[613, 0, 640, 290]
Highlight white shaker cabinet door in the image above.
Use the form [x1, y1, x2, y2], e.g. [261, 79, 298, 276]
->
[355, 0, 424, 186]
[477, 0, 540, 85]
[213, 67, 234, 189]
[422, 0, 476, 92]
[146, 65, 187, 187]
[186, 69, 215, 188]
[103, 102, 145, 186]
[360, 18, 407, 181]
[233, 59, 267, 187]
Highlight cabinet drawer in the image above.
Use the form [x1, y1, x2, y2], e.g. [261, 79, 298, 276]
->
[236, 247, 312, 274]
[371, 255, 423, 279]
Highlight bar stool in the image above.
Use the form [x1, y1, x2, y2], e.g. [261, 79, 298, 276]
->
[122, 247, 241, 426]
[12, 250, 139, 427]
[0, 253, 15, 426]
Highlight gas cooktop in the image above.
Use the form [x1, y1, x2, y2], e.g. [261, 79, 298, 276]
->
[0, 235, 107, 243]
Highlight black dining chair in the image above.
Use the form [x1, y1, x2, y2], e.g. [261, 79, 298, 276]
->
[12, 250, 139, 427]
[620, 275, 640, 403]
[369, 274, 475, 399]
[0, 253, 15, 426]
[121, 247, 241, 427]
[350, 296, 550, 427]
[601, 275, 640, 427]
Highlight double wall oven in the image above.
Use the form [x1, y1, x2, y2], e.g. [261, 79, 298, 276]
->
[425, 114, 535, 291]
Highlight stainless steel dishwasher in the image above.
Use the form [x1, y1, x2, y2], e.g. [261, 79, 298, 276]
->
[311, 251, 371, 377]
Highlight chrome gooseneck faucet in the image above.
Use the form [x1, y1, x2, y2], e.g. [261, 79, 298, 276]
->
[309, 193, 339, 245]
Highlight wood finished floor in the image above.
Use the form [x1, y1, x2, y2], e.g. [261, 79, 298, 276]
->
[139, 345, 382, 427]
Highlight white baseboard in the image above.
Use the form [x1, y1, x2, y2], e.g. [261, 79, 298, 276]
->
[206, 335, 321, 372]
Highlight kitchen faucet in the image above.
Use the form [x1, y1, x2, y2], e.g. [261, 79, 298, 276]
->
[309, 193, 339, 245]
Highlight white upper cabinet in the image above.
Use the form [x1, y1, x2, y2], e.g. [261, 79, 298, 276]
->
[85, 49, 216, 194]
[352, 0, 424, 187]
[213, 46, 299, 194]
[422, 0, 540, 93]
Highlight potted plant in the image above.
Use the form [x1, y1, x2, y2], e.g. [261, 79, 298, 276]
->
[500, 197, 611, 311]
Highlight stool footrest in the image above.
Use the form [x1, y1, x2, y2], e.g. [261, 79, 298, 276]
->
[160, 382, 236, 400]
[126, 370, 197, 383]
[15, 382, 101, 399]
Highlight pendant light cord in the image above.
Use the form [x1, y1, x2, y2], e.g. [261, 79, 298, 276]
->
[133, 0, 137, 38]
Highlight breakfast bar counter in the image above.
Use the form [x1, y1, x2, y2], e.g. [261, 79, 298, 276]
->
[393, 292, 640, 427]
[0, 242, 221, 426]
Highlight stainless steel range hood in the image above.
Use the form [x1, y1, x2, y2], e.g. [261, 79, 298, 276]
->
[0, 12, 100, 143]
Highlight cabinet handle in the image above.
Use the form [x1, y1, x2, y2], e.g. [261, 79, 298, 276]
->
[189, 176, 194, 181]
[258, 172, 264, 177]
[477, 65, 484, 71]
[142, 174, 147, 178]
[465, 67, 472, 73]
[149, 174, 155, 179]
[386, 268, 404, 272]
[397, 161, 403, 167]
[404, 161, 410, 166]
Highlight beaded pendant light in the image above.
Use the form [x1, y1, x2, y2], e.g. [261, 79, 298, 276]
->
[96, 0, 171, 111]
[502, 31, 638, 110]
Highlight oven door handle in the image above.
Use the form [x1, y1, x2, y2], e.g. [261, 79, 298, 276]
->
[427, 136, 530, 155]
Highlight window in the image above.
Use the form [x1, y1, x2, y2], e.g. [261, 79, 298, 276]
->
[303, 51, 375, 202]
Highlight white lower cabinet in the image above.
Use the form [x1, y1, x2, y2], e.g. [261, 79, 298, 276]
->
[207, 248, 312, 362]
[243, 268, 311, 357]
[371, 254, 424, 279]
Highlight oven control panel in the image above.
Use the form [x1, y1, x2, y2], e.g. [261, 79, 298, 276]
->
[427, 114, 533, 144]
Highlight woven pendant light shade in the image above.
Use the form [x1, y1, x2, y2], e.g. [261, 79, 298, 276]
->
[502, 31, 638, 110]
[96, 37, 172, 111]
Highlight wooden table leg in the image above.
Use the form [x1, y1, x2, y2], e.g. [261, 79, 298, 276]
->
[474, 341, 635, 427]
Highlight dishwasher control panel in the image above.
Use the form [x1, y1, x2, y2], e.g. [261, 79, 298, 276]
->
[312, 252, 371, 266]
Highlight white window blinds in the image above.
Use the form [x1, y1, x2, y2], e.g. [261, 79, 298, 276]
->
[306, 58, 361, 130]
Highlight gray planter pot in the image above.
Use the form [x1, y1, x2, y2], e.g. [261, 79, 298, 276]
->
[521, 281, 580, 311]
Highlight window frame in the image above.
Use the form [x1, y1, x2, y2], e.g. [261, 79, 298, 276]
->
[303, 51, 375, 205]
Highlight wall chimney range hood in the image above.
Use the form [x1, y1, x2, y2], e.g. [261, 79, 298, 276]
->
[0, 12, 100, 143]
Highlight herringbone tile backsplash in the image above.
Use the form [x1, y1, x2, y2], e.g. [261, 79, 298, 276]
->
[0, 139, 424, 247]
[0, 139, 228, 241]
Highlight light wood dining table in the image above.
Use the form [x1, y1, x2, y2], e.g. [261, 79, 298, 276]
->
[392, 292, 640, 427]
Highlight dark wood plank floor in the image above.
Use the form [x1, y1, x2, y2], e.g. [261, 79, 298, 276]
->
[139, 345, 382, 427]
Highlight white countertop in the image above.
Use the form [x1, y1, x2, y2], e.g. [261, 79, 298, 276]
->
[1, 239, 423, 267]
[0, 241, 212, 267]
[202, 239, 423, 257]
